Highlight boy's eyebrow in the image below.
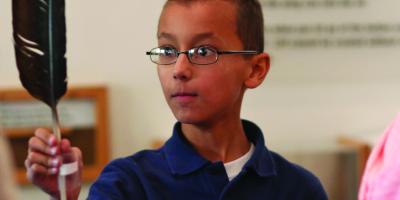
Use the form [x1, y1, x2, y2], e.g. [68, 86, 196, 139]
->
[191, 32, 216, 42]
[158, 32, 176, 41]
[157, 32, 218, 43]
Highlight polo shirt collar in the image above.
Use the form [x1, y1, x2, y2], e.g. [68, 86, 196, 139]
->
[163, 122, 209, 175]
[241, 120, 277, 177]
[163, 120, 277, 177]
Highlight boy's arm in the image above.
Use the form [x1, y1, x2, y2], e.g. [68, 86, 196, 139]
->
[25, 129, 82, 200]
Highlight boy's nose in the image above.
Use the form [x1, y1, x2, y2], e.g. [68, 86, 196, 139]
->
[173, 53, 193, 81]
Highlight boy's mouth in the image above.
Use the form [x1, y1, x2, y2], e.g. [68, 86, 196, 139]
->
[171, 92, 198, 98]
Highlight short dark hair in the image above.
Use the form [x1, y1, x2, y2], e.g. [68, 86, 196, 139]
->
[162, 0, 265, 52]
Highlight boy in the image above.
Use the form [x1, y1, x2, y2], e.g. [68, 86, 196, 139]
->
[25, 0, 328, 199]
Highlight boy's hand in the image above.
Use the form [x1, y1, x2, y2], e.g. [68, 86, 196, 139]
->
[25, 128, 83, 199]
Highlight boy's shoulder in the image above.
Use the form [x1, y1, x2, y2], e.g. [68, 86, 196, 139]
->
[87, 150, 163, 199]
[271, 150, 320, 181]
[267, 150, 327, 199]
[103, 148, 170, 178]
[105, 148, 166, 172]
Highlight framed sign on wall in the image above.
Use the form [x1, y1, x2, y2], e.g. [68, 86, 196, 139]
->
[0, 86, 109, 184]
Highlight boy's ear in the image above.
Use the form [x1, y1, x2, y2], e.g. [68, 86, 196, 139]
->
[244, 52, 270, 89]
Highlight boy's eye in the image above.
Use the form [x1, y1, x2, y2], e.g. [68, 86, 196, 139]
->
[194, 46, 216, 57]
[159, 47, 176, 57]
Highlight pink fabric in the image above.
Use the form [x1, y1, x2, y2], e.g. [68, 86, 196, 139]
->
[359, 113, 400, 200]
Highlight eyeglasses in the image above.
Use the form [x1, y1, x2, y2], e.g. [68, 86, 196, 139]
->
[146, 45, 259, 65]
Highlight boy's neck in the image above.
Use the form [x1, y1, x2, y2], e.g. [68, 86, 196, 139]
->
[181, 118, 251, 163]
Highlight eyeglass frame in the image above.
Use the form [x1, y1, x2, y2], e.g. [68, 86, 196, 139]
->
[145, 45, 260, 65]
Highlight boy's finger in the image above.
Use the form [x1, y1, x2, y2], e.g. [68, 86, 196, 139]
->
[27, 164, 58, 181]
[28, 163, 47, 175]
[59, 140, 83, 166]
[27, 163, 50, 180]
[61, 147, 82, 163]
[26, 151, 60, 168]
[70, 147, 83, 166]
[28, 136, 58, 156]
[72, 147, 84, 170]
[34, 128, 57, 146]
[72, 147, 83, 161]
[60, 139, 71, 153]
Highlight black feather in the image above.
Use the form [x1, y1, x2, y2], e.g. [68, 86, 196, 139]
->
[12, 0, 67, 108]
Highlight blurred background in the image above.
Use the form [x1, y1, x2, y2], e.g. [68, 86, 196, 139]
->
[1, 0, 400, 199]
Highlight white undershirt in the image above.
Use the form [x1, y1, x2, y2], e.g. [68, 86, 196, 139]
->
[223, 143, 255, 181]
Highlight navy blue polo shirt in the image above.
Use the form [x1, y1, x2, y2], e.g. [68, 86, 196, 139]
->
[88, 120, 327, 199]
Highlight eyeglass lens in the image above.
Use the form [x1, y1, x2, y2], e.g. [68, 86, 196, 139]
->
[150, 46, 218, 65]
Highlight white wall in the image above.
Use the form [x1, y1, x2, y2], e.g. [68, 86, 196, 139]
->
[1, 0, 400, 198]
[256, 0, 400, 150]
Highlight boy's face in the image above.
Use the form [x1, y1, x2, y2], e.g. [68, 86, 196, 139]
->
[157, 1, 259, 125]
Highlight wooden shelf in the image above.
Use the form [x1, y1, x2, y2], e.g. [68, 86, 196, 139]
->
[4, 128, 73, 138]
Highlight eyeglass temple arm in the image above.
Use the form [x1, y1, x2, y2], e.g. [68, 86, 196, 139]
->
[217, 50, 260, 55]
[146, 50, 260, 55]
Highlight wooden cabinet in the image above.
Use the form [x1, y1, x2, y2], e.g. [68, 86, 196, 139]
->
[0, 86, 109, 184]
